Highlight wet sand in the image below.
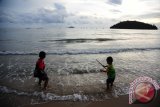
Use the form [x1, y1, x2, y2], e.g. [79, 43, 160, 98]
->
[25, 94, 160, 107]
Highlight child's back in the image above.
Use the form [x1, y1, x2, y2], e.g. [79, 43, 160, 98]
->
[107, 64, 115, 79]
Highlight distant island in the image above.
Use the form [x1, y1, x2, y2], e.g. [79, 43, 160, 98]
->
[110, 21, 158, 30]
[68, 26, 75, 28]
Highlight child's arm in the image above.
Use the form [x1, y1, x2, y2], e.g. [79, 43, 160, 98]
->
[103, 65, 108, 67]
[100, 65, 108, 72]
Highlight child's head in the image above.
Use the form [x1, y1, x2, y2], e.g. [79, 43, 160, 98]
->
[39, 51, 46, 59]
[106, 56, 113, 65]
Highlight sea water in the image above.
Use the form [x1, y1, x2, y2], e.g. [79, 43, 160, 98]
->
[0, 28, 160, 106]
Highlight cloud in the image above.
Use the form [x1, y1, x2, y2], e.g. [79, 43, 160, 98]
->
[134, 12, 160, 25]
[0, 10, 17, 23]
[0, 1, 111, 25]
[109, 9, 121, 13]
[139, 12, 160, 19]
[0, 0, 159, 28]
[54, 3, 65, 10]
[35, 3, 67, 23]
[0, 2, 68, 24]
[107, 0, 122, 5]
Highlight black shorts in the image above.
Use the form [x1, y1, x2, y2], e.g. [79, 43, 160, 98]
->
[106, 78, 115, 85]
[38, 72, 49, 81]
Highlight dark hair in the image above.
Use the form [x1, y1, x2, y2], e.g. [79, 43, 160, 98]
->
[106, 56, 113, 64]
[39, 51, 46, 59]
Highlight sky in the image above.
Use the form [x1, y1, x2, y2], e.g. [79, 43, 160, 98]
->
[0, 0, 160, 28]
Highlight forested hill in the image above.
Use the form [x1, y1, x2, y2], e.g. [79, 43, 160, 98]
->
[110, 21, 158, 30]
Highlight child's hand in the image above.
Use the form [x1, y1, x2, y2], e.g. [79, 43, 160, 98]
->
[100, 69, 103, 72]
[100, 69, 107, 72]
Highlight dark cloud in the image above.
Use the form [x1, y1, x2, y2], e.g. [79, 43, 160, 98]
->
[35, 3, 67, 23]
[107, 0, 122, 5]
[0, 3, 68, 24]
[0, 10, 16, 23]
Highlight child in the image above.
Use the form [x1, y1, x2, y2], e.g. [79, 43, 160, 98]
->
[100, 56, 115, 90]
[35, 51, 49, 90]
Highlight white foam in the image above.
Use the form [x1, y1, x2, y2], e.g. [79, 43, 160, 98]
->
[99, 80, 105, 84]
[0, 85, 128, 102]
[0, 47, 160, 55]
[0, 86, 89, 101]
[113, 85, 129, 96]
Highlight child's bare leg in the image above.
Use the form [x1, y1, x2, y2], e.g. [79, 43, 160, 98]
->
[106, 79, 110, 90]
[111, 82, 113, 86]
[43, 77, 49, 90]
[38, 78, 42, 86]
[107, 83, 109, 89]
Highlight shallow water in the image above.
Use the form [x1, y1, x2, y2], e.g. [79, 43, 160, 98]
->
[0, 28, 160, 106]
[0, 50, 160, 106]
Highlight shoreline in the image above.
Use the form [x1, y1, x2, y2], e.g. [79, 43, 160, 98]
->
[24, 94, 159, 107]
[0, 93, 159, 107]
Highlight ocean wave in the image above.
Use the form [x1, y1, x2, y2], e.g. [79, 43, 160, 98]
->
[0, 39, 13, 42]
[0, 83, 131, 102]
[0, 86, 88, 101]
[0, 86, 109, 102]
[0, 47, 160, 55]
[39, 38, 122, 43]
[0, 51, 37, 55]
[0, 85, 130, 102]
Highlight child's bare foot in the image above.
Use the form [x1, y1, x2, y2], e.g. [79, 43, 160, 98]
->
[106, 88, 113, 92]
[106, 87, 109, 91]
